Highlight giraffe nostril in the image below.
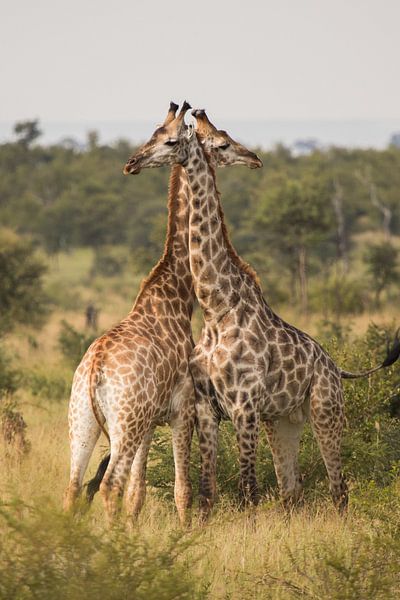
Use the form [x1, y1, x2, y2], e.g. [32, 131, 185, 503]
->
[123, 156, 142, 175]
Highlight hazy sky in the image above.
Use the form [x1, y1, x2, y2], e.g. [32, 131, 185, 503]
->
[1, 0, 400, 122]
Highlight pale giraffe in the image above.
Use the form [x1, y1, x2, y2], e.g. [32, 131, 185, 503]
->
[64, 102, 262, 524]
[123, 106, 400, 520]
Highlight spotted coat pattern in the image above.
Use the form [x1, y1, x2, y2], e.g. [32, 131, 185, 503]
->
[64, 163, 196, 525]
[64, 104, 263, 525]
[184, 133, 348, 518]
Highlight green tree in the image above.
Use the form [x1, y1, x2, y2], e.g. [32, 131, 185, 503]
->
[0, 229, 49, 333]
[14, 119, 42, 147]
[257, 175, 334, 313]
[364, 241, 399, 306]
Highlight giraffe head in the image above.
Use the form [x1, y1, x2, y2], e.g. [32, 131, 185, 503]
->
[192, 109, 263, 169]
[123, 101, 192, 175]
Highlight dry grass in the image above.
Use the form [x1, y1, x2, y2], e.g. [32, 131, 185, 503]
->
[1, 248, 399, 598]
[1, 389, 399, 599]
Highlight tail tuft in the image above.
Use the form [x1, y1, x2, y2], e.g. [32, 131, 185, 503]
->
[85, 453, 110, 503]
[382, 328, 400, 368]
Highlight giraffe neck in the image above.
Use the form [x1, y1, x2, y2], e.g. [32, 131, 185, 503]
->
[132, 165, 195, 317]
[185, 135, 260, 321]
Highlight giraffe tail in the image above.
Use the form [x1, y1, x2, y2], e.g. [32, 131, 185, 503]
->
[89, 354, 110, 442]
[340, 329, 400, 379]
[85, 453, 111, 503]
[84, 352, 111, 503]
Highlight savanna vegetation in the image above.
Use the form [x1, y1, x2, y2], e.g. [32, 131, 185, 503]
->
[0, 120, 399, 598]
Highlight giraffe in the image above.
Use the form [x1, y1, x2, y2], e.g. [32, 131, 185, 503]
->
[187, 110, 400, 518]
[122, 106, 400, 520]
[64, 102, 262, 525]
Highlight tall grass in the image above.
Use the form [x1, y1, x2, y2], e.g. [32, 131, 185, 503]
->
[1, 250, 399, 598]
[1, 381, 400, 598]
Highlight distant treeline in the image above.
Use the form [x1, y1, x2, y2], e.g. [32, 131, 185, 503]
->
[1, 120, 400, 314]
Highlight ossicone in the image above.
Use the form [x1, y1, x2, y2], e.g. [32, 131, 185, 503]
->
[176, 100, 192, 121]
[163, 101, 179, 126]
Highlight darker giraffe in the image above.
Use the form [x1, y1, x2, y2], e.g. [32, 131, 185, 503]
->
[187, 110, 400, 518]
[120, 105, 400, 520]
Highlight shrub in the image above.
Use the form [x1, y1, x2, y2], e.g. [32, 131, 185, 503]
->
[58, 320, 97, 369]
[364, 241, 399, 306]
[0, 343, 20, 396]
[233, 484, 400, 600]
[0, 229, 49, 334]
[46, 281, 83, 311]
[0, 396, 30, 457]
[310, 274, 367, 317]
[23, 367, 70, 401]
[0, 501, 206, 600]
[90, 245, 127, 278]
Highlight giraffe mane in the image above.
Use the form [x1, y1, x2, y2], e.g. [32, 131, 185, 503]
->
[131, 165, 183, 308]
[200, 141, 262, 288]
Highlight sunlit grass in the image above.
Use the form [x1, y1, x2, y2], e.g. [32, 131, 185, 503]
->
[1, 390, 400, 598]
[1, 248, 400, 598]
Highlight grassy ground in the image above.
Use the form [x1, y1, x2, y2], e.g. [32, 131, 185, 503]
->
[1, 247, 400, 598]
[1, 398, 400, 598]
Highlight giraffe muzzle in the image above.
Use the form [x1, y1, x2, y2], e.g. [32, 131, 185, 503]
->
[249, 156, 263, 169]
[123, 158, 142, 175]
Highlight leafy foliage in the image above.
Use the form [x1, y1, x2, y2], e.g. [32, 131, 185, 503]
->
[364, 240, 399, 305]
[0, 229, 49, 334]
[0, 502, 205, 600]
[148, 325, 400, 503]
[0, 124, 399, 317]
[0, 344, 20, 396]
[58, 320, 97, 369]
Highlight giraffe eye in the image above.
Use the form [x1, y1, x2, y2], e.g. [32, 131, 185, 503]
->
[219, 143, 230, 150]
[165, 139, 178, 146]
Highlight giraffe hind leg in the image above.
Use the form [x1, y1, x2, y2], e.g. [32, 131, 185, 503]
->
[100, 438, 140, 525]
[264, 415, 305, 511]
[100, 410, 154, 525]
[190, 354, 219, 522]
[310, 375, 348, 513]
[64, 391, 101, 512]
[171, 403, 195, 526]
[124, 426, 155, 522]
[86, 453, 110, 503]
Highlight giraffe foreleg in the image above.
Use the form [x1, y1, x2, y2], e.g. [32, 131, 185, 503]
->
[264, 416, 304, 511]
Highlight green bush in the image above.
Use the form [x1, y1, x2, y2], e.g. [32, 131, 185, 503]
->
[58, 320, 97, 369]
[148, 325, 400, 503]
[0, 229, 49, 334]
[23, 367, 70, 401]
[46, 281, 83, 311]
[90, 245, 127, 278]
[0, 343, 20, 396]
[0, 501, 206, 600]
[310, 274, 367, 317]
